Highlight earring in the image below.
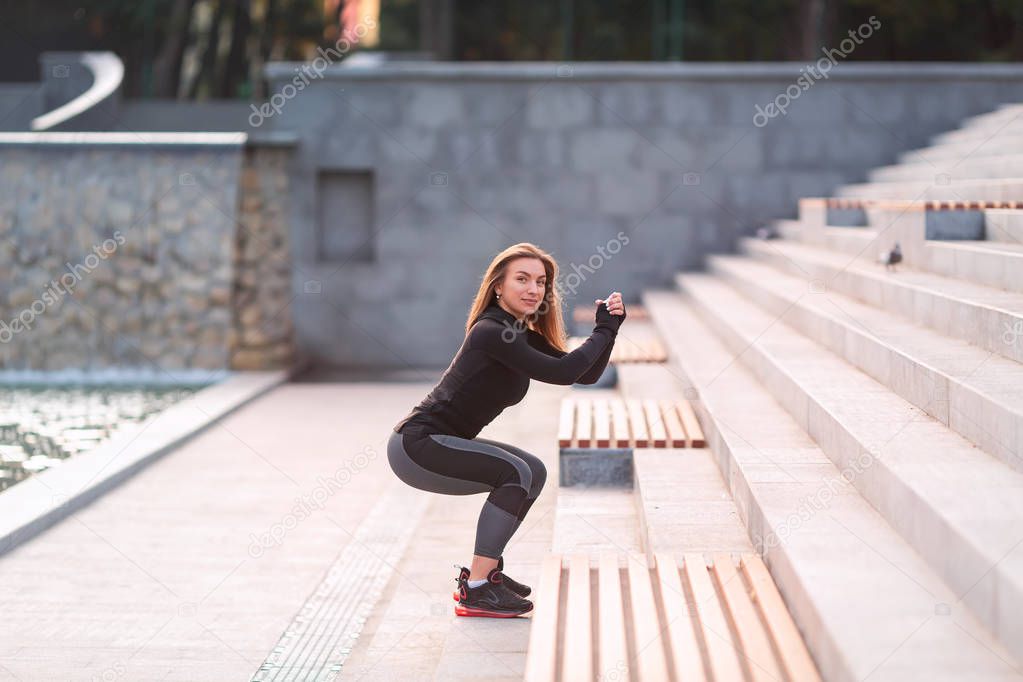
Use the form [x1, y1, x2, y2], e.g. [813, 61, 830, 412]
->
[496, 293, 501, 299]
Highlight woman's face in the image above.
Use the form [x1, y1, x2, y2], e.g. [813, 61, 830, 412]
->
[496, 257, 547, 319]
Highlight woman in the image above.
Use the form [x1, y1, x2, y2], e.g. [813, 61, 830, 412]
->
[387, 242, 626, 618]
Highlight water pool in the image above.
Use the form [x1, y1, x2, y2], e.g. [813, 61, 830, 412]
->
[0, 385, 202, 492]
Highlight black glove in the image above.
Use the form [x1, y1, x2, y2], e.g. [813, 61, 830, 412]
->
[594, 301, 624, 333]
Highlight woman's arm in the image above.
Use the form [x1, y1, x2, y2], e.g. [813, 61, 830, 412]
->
[472, 320, 616, 385]
[526, 329, 614, 385]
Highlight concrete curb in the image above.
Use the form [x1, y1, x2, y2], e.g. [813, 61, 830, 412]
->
[0, 370, 291, 558]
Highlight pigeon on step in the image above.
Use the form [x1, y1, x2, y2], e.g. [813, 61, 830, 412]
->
[878, 242, 902, 271]
[755, 224, 779, 240]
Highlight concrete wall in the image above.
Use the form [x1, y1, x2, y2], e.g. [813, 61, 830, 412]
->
[0, 85, 42, 131]
[261, 62, 1023, 368]
[232, 144, 297, 370]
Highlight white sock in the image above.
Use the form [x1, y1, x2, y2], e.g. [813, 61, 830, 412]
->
[467, 578, 487, 588]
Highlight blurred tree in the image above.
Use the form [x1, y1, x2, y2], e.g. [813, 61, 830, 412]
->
[0, 0, 1019, 97]
[153, 0, 197, 97]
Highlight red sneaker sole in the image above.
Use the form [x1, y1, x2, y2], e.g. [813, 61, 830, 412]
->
[454, 603, 533, 618]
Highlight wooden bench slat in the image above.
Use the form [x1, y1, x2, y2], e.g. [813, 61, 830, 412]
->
[524, 554, 563, 682]
[684, 553, 745, 681]
[658, 399, 689, 448]
[741, 554, 823, 682]
[597, 553, 630, 682]
[576, 399, 593, 448]
[559, 399, 705, 450]
[626, 557, 670, 681]
[712, 553, 786, 682]
[653, 553, 705, 681]
[567, 335, 664, 364]
[650, 338, 667, 362]
[621, 341, 634, 364]
[526, 552, 820, 682]
[562, 554, 593, 681]
[558, 399, 576, 448]
[573, 305, 649, 323]
[610, 400, 631, 447]
[643, 399, 667, 447]
[625, 399, 649, 447]
[677, 400, 706, 448]
[593, 400, 611, 448]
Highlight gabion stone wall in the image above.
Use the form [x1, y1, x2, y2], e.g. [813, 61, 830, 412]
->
[230, 146, 296, 370]
[0, 138, 296, 375]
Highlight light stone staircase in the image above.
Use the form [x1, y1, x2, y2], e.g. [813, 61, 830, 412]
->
[639, 102, 1023, 680]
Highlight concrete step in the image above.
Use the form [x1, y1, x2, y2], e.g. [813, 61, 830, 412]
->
[772, 218, 803, 240]
[615, 362, 754, 558]
[932, 104, 1023, 143]
[740, 237, 1023, 365]
[553, 486, 643, 556]
[642, 289, 1022, 681]
[870, 156, 1023, 183]
[674, 273, 1023, 660]
[933, 116, 1023, 147]
[901, 133, 1023, 164]
[837, 177, 1023, 202]
[987, 209, 1023, 243]
[785, 221, 1023, 293]
[956, 103, 1023, 131]
[922, 239, 1023, 291]
[934, 124, 1023, 146]
[707, 252, 1023, 472]
[793, 223, 877, 257]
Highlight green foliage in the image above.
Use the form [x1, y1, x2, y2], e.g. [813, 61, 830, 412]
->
[2, 0, 1020, 99]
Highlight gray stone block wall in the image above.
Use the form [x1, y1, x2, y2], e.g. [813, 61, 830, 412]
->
[261, 62, 1023, 368]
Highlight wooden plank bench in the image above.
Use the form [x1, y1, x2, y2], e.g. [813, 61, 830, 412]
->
[558, 398, 704, 449]
[573, 304, 650, 324]
[524, 552, 821, 682]
[805, 197, 1023, 211]
[558, 398, 705, 486]
[566, 336, 667, 364]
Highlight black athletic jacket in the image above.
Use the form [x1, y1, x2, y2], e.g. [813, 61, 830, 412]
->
[393, 301, 620, 440]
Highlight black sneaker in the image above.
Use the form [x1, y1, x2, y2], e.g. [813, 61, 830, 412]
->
[454, 568, 533, 618]
[451, 559, 532, 600]
[452, 565, 470, 601]
[497, 556, 532, 598]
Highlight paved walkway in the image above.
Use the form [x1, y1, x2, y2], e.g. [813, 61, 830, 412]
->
[0, 376, 567, 681]
[341, 381, 564, 681]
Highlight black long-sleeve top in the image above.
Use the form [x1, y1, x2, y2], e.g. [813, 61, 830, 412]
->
[393, 301, 618, 440]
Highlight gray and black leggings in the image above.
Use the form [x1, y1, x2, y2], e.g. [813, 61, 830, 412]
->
[387, 430, 547, 559]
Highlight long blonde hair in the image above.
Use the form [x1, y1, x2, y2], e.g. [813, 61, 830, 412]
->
[465, 242, 569, 353]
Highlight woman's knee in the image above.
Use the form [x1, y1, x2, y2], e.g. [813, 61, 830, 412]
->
[479, 438, 546, 494]
[530, 459, 547, 496]
[518, 453, 546, 497]
[493, 461, 531, 492]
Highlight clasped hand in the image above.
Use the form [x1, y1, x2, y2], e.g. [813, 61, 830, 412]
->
[595, 291, 626, 323]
